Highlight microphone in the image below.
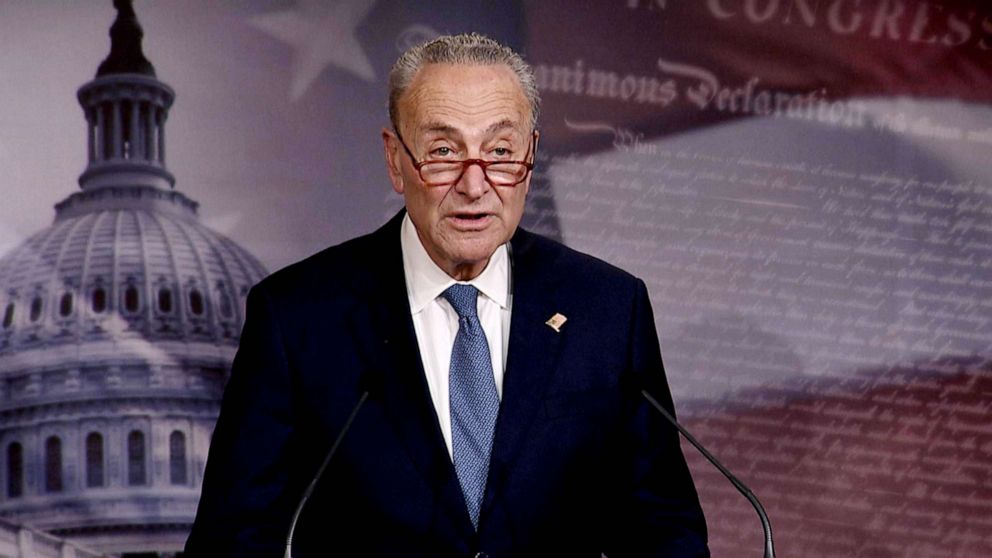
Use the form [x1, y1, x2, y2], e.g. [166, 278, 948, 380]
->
[641, 389, 775, 558]
[284, 374, 378, 558]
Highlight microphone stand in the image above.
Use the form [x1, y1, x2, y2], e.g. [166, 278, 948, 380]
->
[642, 389, 775, 558]
[284, 391, 369, 558]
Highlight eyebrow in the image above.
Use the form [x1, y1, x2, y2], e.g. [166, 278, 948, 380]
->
[485, 119, 519, 135]
[420, 122, 458, 136]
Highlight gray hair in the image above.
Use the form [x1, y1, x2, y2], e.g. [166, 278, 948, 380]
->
[388, 32, 540, 132]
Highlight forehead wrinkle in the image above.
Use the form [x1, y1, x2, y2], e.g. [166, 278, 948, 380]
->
[415, 97, 526, 137]
[415, 81, 523, 110]
[418, 119, 520, 140]
[401, 70, 531, 136]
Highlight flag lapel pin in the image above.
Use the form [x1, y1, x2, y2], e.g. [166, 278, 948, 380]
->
[545, 313, 567, 333]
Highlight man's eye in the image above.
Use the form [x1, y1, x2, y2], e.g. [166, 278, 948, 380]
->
[430, 146, 454, 158]
[492, 147, 511, 158]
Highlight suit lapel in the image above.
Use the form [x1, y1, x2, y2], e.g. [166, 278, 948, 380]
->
[345, 212, 475, 536]
[482, 229, 565, 516]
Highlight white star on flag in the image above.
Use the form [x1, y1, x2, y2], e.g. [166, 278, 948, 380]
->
[249, 0, 378, 101]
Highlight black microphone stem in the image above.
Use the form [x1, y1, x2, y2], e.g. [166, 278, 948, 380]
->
[642, 389, 775, 558]
[284, 391, 369, 558]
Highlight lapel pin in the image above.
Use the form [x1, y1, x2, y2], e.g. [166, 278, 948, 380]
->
[545, 313, 567, 333]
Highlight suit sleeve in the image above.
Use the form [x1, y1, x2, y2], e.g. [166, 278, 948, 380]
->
[605, 278, 710, 558]
[184, 284, 304, 557]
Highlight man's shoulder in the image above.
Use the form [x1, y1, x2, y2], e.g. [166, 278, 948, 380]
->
[512, 227, 640, 288]
[252, 215, 399, 303]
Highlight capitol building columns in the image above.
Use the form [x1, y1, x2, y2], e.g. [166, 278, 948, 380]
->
[79, 82, 173, 171]
[0, 2, 268, 556]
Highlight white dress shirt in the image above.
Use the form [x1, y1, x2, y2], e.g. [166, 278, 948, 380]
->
[400, 214, 511, 458]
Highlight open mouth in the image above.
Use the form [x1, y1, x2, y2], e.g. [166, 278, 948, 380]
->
[448, 212, 492, 228]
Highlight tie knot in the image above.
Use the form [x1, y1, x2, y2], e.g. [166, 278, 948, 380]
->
[443, 284, 479, 319]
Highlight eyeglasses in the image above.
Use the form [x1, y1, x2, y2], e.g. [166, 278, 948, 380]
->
[394, 131, 536, 188]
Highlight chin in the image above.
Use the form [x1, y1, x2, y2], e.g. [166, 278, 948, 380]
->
[448, 241, 501, 267]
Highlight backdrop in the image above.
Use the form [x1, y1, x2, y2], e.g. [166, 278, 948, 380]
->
[2, 1, 990, 556]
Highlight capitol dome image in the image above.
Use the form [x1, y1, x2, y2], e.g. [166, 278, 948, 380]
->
[0, 1, 267, 555]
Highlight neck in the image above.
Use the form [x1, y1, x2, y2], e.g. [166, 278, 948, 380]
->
[419, 241, 488, 281]
[446, 260, 489, 281]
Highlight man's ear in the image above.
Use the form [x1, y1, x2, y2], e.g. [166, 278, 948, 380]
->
[382, 128, 405, 194]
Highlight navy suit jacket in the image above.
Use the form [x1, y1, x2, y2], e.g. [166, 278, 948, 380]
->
[186, 211, 708, 557]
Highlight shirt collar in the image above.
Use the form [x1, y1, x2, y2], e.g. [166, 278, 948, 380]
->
[401, 213, 509, 314]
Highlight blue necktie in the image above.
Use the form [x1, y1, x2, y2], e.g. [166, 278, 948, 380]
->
[443, 284, 499, 529]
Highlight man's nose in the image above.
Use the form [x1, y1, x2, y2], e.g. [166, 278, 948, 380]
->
[454, 161, 490, 199]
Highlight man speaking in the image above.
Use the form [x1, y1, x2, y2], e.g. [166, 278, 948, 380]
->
[186, 33, 708, 557]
